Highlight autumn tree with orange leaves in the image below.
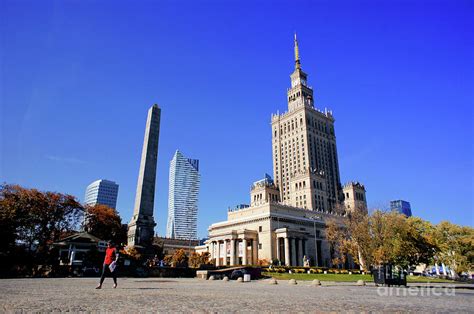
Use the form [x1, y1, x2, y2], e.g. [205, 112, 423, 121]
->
[83, 204, 127, 245]
[0, 184, 83, 255]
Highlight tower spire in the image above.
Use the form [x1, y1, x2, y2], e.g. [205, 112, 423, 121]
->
[294, 33, 301, 69]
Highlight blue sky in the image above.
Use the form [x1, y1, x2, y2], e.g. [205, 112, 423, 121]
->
[2, 0, 473, 237]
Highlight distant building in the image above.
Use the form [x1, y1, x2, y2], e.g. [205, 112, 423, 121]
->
[154, 236, 200, 256]
[166, 150, 201, 240]
[84, 179, 119, 209]
[390, 200, 412, 217]
[53, 232, 106, 266]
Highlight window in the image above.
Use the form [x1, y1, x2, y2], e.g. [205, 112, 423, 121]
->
[259, 243, 262, 249]
[259, 226, 262, 232]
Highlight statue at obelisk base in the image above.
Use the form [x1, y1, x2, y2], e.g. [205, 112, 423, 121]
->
[128, 104, 161, 251]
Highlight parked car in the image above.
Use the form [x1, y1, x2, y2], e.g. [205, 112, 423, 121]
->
[230, 269, 248, 280]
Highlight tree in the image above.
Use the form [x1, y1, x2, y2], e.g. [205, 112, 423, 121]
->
[0, 184, 83, 255]
[434, 221, 474, 276]
[123, 246, 142, 261]
[83, 204, 126, 244]
[188, 252, 201, 268]
[189, 252, 211, 268]
[171, 249, 188, 267]
[326, 218, 350, 267]
[326, 209, 439, 271]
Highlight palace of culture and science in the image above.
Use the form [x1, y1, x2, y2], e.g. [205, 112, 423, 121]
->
[198, 35, 368, 267]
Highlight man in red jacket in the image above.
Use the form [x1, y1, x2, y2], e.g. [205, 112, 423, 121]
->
[96, 241, 119, 289]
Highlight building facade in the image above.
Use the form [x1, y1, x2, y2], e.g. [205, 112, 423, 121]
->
[155, 236, 201, 256]
[166, 150, 201, 240]
[202, 35, 366, 267]
[84, 179, 119, 209]
[343, 182, 368, 213]
[271, 34, 342, 212]
[390, 200, 412, 217]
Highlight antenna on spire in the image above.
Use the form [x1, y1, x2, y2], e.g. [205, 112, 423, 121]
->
[294, 32, 301, 69]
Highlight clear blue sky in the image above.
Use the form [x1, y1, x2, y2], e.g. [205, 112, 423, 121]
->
[2, 0, 473, 237]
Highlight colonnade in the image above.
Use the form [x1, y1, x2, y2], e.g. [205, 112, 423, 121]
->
[276, 236, 309, 266]
[209, 238, 258, 266]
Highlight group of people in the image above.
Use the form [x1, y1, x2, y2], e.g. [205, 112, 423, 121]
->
[145, 255, 165, 268]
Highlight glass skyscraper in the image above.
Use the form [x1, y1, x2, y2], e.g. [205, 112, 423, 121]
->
[390, 200, 412, 217]
[84, 179, 119, 209]
[166, 150, 200, 240]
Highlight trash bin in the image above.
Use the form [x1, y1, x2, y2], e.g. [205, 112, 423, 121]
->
[243, 274, 251, 282]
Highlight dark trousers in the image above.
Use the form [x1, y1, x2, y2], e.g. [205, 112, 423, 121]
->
[99, 263, 117, 285]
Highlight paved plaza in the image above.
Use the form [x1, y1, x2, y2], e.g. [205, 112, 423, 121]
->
[1, 277, 473, 312]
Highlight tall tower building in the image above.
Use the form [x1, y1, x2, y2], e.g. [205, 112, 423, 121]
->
[271, 34, 342, 212]
[128, 104, 161, 247]
[166, 150, 200, 240]
[84, 179, 119, 209]
[343, 182, 367, 213]
[390, 200, 412, 217]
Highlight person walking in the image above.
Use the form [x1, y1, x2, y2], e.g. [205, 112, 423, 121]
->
[96, 241, 119, 289]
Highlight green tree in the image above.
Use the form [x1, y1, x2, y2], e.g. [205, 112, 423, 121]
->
[434, 221, 474, 276]
[327, 209, 439, 271]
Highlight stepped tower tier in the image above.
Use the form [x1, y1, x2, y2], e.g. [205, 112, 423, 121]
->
[271, 34, 342, 212]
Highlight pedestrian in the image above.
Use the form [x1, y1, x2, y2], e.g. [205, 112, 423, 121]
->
[96, 241, 119, 289]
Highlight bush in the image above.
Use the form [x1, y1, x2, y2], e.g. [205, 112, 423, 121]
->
[171, 249, 188, 267]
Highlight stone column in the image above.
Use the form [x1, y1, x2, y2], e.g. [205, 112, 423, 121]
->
[291, 238, 296, 267]
[303, 239, 308, 260]
[242, 239, 248, 265]
[284, 237, 290, 266]
[222, 240, 228, 266]
[297, 238, 303, 267]
[230, 239, 236, 266]
[276, 237, 280, 263]
[215, 241, 221, 267]
[252, 239, 258, 265]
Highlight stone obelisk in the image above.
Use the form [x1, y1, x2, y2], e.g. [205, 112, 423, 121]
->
[127, 104, 161, 248]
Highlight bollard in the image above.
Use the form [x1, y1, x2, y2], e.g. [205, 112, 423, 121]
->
[243, 274, 251, 282]
[222, 276, 229, 282]
[312, 279, 321, 286]
[208, 275, 215, 281]
[289, 279, 297, 285]
[237, 277, 243, 283]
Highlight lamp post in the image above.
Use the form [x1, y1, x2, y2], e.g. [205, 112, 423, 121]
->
[308, 213, 321, 267]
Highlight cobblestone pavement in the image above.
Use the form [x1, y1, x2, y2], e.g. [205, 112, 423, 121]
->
[1, 277, 473, 312]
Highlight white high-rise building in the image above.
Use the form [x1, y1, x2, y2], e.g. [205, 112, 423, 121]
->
[84, 179, 119, 209]
[166, 150, 200, 240]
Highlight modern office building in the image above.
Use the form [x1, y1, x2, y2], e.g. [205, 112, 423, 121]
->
[84, 179, 119, 209]
[200, 35, 367, 267]
[390, 200, 412, 217]
[166, 150, 201, 240]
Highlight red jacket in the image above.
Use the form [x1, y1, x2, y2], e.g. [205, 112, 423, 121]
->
[104, 247, 117, 265]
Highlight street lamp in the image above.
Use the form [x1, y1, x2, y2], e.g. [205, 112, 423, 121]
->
[308, 212, 321, 267]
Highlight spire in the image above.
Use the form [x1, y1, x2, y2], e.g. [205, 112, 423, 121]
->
[294, 33, 301, 70]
